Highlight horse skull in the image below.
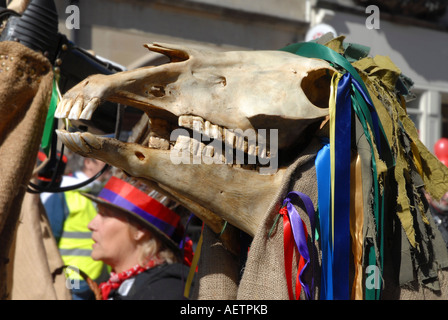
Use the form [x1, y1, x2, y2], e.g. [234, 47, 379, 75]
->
[55, 42, 335, 239]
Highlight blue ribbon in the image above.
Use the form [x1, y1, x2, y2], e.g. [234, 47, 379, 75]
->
[282, 191, 316, 300]
[315, 73, 361, 300]
[315, 142, 332, 300]
[332, 73, 352, 300]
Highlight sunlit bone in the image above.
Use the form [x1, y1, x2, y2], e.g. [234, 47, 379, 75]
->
[54, 42, 335, 242]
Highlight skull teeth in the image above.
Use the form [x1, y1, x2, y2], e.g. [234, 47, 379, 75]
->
[148, 136, 170, 150]
[55, 97, 100, 120]
[172, 134, 232, 165]
[172, 115, 272, 169]
[56, 129, 91, 154]
[55, 96, 270, 168]
[177, 115, 268, 158]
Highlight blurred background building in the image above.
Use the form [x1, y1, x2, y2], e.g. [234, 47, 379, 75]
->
[54, 0, 448, 153]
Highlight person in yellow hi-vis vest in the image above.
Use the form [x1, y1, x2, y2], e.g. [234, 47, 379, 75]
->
[42, 152, 111, 300]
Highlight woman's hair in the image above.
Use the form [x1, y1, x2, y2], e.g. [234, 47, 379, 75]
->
[127, 219, 180, 266]
[112, 169, 184, 266]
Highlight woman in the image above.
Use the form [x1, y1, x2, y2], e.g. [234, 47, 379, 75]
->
[85, 174, 194, 300]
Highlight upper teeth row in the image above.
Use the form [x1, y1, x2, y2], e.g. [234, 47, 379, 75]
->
[177, 115, 268, 158]
[179, 116, 223, 140]
[54, 98, 100, 120]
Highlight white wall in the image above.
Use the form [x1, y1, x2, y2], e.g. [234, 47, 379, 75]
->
[55, 0, 311, 67]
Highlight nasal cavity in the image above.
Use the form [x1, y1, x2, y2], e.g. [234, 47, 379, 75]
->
[301, 68, 333, 109]
[149, 85, 166, 97]
[135, 151, 145, 161]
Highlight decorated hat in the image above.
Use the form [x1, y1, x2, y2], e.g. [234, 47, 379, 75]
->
[83, 176, 187, 255]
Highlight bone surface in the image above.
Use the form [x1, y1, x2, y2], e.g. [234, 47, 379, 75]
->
[56, 129, 284, 237]
[55, 43, 335, 150]
[54, 42, 334, 238]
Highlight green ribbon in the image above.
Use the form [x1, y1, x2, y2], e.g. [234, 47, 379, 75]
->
[280, 42, 394, 168]
[280, 42, 369, 95]
[41, 77, 59, 155]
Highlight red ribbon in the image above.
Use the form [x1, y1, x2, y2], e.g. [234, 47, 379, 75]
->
[182, 238, 194, 268]
[280, 206, 295, 300]
[280, 206, 310, 300]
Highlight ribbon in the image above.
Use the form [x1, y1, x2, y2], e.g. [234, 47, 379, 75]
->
[184, 223, 204, 299]
[179, 214, 195, 268]
[316, 71, 384, 300]
[350, 154, 364, 300]
[281, 40, 394, 300]
[296, 222, 309, 300]
[280, 206, 296, 300]
[280, 41, 394, 169]
[41, 76, 60, 155]
[332, 72, 352, 300]
[351, 90, 383, 300]
[280, 42, 369, 95]
[316, 142, 332, 300]
[281, 191, 316, 300]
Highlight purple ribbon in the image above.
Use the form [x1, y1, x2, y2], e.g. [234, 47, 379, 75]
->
[282, 191, 316, 300]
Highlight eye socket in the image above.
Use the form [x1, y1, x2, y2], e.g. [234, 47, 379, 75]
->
[301, 68, 333, 109]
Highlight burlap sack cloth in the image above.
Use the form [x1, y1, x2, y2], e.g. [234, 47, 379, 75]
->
[193, 139, 322, 300]
[0, 41, 70, 299]
[193, 132, 448, 300]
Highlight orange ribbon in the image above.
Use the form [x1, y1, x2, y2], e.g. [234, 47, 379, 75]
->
[350, 154, 364, 300]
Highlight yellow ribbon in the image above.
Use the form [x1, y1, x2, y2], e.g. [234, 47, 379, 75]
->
[183, 226, 204, 299]
[329, 72, 343, 246]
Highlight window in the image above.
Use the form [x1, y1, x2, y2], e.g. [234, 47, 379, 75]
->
[405, 90, 423, 137]
[442, 95, 448, 138]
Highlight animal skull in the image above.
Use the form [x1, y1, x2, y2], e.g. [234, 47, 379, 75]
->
[55, 43, 335, 240]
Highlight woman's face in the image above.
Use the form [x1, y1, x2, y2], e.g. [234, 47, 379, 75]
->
[88, 204, 140, 272]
